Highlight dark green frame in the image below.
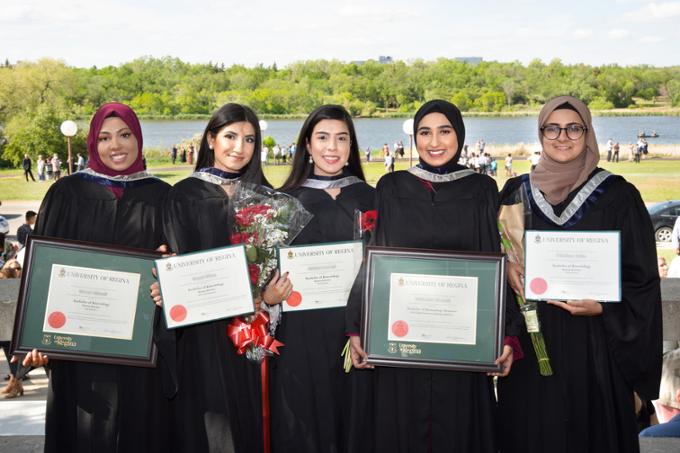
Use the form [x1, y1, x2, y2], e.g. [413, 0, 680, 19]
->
[362, 246, 506, 372]
[11, 236, 160, 367]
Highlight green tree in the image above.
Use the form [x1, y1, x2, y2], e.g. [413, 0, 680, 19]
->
[2, 104, 87, 166]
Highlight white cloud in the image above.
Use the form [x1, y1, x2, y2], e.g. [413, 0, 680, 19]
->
[623, 1, 680, 21]
[572, 28, 593, 39]
[608, 28, 630, 39]
[640, 35, 665, 42]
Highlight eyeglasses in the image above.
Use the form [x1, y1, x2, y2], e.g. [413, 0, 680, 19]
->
[540, 124, 587, 140]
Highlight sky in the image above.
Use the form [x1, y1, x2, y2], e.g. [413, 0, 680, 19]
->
[1, 0, 679, 68]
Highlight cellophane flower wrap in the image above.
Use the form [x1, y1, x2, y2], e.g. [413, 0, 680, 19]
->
[498, 186, 553, 376]
[228, 182, 313, 362]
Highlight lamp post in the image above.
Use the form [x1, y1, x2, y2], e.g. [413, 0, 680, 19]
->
[259, 120, 268, 132]
[60, 120, 78, 175]
[402, 119, 414, 167]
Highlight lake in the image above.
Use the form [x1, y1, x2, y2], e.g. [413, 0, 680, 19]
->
[140, 116, 680, 150]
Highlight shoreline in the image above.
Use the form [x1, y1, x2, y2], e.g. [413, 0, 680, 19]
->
[72, 107, 680, 121]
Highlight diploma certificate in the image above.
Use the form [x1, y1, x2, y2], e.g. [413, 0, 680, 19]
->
[43, 264, 140, 340]
[156, 245, 255, 329]
[524, 230, 621, 302]
[387, 273, 478, 345]
[279, 241, 363, 312]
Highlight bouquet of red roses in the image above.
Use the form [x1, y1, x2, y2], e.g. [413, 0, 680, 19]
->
[228, 182, 312, 362]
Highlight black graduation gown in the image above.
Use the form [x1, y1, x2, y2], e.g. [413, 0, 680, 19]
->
[270, 181, 375, 453]
[34, 174, 175, 453]
[496, 169, 662, 453]
[346, 170, 523, 453]
[163, 177, 262, 453]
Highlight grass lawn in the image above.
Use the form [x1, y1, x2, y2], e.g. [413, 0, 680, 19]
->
[2, 157, 679, 203]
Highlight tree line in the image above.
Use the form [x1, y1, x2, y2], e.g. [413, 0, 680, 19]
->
[1, 57, 679, 166]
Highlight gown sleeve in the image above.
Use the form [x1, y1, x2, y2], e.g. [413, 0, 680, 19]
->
[603, 182, 662, 400]
[480, 178, 524, 339]
[34, 180, 82, 238]
[345, 179, 385, 335]
[163, 186, 199, 254]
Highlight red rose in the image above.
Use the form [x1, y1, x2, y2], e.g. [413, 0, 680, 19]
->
[248, 264, 261, 285]
[235, 204, 273, 227]
[361, 210, 378, 232]
[230, 233, 243, 244]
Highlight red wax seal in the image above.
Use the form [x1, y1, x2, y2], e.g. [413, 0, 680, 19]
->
[391, 320, 409, 338]
[286, 291, 302, 308]
[47, 311, 66, 329]
[530, 278, 548, 295]
[170, 305, 187, 322]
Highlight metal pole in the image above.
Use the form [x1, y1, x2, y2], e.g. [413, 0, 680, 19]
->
[409, 134, 413, 167]
[67, 136, 73, 175]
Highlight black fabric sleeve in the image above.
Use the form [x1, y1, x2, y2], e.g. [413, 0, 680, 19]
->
[603, 182, 662, 400]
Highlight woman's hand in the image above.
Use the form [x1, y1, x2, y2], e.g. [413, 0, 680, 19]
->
[12, 349, 49, 368]
[150, 282, 163, 307]
[262, 270, 292, 306]
[349, 336, 374, 369]
[547, 299, 603, 316]
[488, 345, 513, 377]
[507, 261, 525, 299]
[149, 244, 174, 307]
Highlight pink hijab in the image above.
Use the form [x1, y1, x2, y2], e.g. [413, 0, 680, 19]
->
[531, 96, 600, 205]
[86, 102, 145, 177]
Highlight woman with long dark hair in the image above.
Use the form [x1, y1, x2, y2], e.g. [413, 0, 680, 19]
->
[346, 99, 522, 452]
[22, 102, 174, 452]
[162, 103, 291, 452]
[271, 105, 375, 453]
[497, 96, 662, 453]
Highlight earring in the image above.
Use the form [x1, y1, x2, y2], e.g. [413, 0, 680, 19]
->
[308, 155, 313, 164]
[345, 161, 349, 166]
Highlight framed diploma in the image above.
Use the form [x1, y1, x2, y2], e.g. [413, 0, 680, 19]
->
[524, 230, 621, 302]
[11, 236, 160, 367]
[362, 247, 506, 372]
[278, 241, 363, 312]
[155, 245, 255, 329]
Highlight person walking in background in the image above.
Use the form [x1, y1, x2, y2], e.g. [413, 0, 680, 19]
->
[505, 153, 513, 176]
[16, 210, 37, 248]
[50, 153, 61, 180]
[22, 154, 35, 182]
[261, 144, 269, 165]
[529, 150, 541, 171]
[180, 146, 187, 163]
[365, 146, 371, 162]
[36, 154, 46, 181]
[613, 141, 620, 163]
[606, 138, 614, 162]
[171, 145, 178, 164]
[76, 153, 85, 171]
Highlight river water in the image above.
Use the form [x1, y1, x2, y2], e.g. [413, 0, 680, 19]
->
[140, 116, 680, 150]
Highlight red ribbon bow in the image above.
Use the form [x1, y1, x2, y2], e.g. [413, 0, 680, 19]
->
[227, 312, 284, 356]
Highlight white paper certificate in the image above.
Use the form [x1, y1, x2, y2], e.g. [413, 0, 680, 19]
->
[387, 273, 478, 345]
[156, 245, 254, 329]
[43, 264, 141, 340]
[524, 230, 621, 302]
[279, 241, 363, 312]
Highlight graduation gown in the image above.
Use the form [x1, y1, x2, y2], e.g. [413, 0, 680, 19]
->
[270, 180, 375, 453]
[163, 176, 262, 453]
[345, 170, 523, 453]
[34, 173, 175, 453]
[497, 169, 662, 453]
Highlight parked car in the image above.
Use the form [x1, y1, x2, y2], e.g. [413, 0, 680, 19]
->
[648, 200, 680, 242]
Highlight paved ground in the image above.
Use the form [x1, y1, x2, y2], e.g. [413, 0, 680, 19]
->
[0, 350, 47, 452]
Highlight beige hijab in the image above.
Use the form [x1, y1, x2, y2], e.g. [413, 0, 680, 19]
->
[531, 96, 600, 205]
